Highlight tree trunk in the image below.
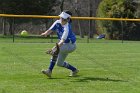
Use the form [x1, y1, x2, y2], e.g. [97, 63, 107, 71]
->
[60, 0, 65, 12]
[75, 10, 84, 38]
[89, 0, 98, 38]
[92, 0, 97, 38]
[2, 18, 7, 35]
[9, 19, 13, 35]
[88, 0, 94, 38]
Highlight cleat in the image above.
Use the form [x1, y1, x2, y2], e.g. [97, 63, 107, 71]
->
[42, 69, 52, 78]
[69, 69, 79, 77]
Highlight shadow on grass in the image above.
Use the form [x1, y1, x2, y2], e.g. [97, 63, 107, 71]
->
[48, 77, 65, 79]
[71, 77, 128, 82]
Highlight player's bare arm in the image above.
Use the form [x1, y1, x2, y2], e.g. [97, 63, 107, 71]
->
[41, 30, 53, 36]
[58, 39, 65, 47]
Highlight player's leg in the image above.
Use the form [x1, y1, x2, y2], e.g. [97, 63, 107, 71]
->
[42, 55, 57, 78]
[56, 43, 79, 76]
[48, 55, 57, 71]
[60, 43, 76, 53]
[56, 53, 79, 76]
[57, 53, 76, 69]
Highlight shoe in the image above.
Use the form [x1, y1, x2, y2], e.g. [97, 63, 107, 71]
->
[42, 69, 52, 78]
[69, 69, 79, 77]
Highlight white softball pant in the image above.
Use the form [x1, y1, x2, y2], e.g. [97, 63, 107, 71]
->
[56, 43, 76, 67]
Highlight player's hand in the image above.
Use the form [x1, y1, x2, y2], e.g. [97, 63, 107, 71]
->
[46, 43, 60, 56]
[41, 32, 46, 36]
[52, 46, 57, 51]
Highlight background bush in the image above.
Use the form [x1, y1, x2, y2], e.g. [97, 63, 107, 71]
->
[97, 0, 140, 40]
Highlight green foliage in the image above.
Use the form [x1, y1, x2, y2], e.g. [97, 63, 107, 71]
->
[0, 0, 58, 23]
[0, 0, 58, 35]
[97, 0, 140, 40]
[0, 0, 57, 15]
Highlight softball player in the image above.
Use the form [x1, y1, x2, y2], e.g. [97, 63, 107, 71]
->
[41, 10, 79, 78]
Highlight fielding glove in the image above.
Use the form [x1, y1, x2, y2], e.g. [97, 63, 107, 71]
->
[46, 43, 59, 56]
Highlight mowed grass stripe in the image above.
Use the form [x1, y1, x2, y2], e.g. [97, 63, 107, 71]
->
[0, 42, 140, 93]
[1, 45, 41, 71]
[78, 43, 140, 90]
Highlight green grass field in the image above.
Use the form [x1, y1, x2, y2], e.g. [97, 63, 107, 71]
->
[0, 40, 140, 93]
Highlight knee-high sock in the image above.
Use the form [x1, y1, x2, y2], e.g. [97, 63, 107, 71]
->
[63, 62, 76, 71]
[48, 56, 57, 71]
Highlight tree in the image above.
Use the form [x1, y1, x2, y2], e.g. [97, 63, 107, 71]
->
[60, 0, 65, 12]
[0, 0, 58, 35]
[70, 0, 84, 38]
[97, 0, 140, 40]
[89, 0, 101, 38]
[0, 0, 57, 15]
[61, 0, 102, 38]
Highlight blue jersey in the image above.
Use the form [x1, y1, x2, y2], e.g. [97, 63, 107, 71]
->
[48, 20, 76, 44]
